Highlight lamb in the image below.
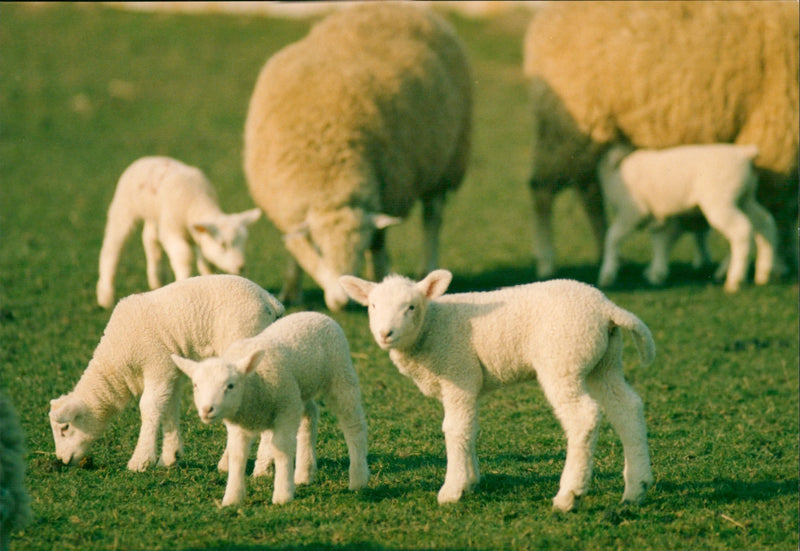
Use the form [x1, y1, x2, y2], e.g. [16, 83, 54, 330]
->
[96, 156, 262, 309]
[0, 393, 31, 551]
[340, 270, 654, 511]
[243, 2, 472, 311]
[49, 275, 284, 472]
[596, 143, 778, 292]
[523, 1, 799, 279]
[171, 311, 370, 506]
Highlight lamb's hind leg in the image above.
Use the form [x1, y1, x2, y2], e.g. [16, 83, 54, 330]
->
[326, 379, 370, 491]
[586, 328, 652, 505]
[294, 401, 318, 485]
[158, 382, 183, 467]
[97, 201, 138, 308]
[740, 193, 778, 285]
[538, 370, 602, 512]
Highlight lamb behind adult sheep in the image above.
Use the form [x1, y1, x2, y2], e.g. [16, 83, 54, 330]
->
[244, 2, 472, 311]
[340, 270, 654, 511]
[172, 312, 369, 506]
[523, 1, 799, 279]
[49, 275, 284, 472]
[0, 393, 31, 551]
[97, 156, 261, 309]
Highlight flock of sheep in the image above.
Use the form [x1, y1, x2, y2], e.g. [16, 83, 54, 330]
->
[3, 1, 799, 546]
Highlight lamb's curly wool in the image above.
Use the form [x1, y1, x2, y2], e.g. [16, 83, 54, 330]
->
[244, 2, 472, 311]
[173, 312, 369, 506]
[340, 270, 654, 511]
[523, 1, 799, 277]
[0, 394, 30, 551]
[49, 275, 284, 472]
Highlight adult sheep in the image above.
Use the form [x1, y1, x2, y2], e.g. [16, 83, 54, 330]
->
[523, 1, 799, 279]
[244, 2, 472, 311]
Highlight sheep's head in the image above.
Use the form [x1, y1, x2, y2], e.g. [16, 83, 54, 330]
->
[286, 207, 401, 311]
[192, 208, 261, 275]
[49, 394, 103, 466]
[339, 269, 452, 350]
[171, 350, 264, 424]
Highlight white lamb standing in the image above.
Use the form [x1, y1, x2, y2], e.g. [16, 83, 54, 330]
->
[340, 270, 655, 512]
[172, 311, 370, 506]
[596, 143, 778, 292]
[49, 275, 284, 472]
[96, 156, 262, 309]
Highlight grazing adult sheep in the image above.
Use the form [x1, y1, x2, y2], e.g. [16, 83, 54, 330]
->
[340, 270, 654, 511]
[523, 1, 799, 278]
[97, 156, 261, 309]
[172, 312, 369, 506]
[49, 275, 284, 472]
[0, 394, 31, 551]
[596, 143, 778, 292]
[244, 2, 472, 311]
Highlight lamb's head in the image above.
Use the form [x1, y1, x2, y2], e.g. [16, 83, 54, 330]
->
[286, 207, 402, 311]
[339, 269, 452, 350]
[49, 394, 104, 466]
[171, 350, 264, 424]
[192, 208, 262, 275]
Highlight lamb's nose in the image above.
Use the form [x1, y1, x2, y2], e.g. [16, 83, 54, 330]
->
[380, 329, 394, 340]
[202, 405, 215, 417]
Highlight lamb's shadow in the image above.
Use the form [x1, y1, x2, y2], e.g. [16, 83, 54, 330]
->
[653, 477, 798, 506]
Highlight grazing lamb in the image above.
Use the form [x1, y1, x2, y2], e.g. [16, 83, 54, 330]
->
[49, 275, 284, 471]
[97, 156, 262, 308]
[340, 270, 654, 511]
[523, 1, 798, 278]
[244, 2, 472, 311]
[172, 312, 369, 506]
[0, 393, 31, 551]
[596, 144, 778, 292]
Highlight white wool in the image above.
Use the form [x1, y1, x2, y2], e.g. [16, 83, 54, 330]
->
[172, 311, 369, 506]
[340, 270, 654, 511]
[96, 156, 261, 308]
[49, 275, 284, 472]
[597, 143, 778, 292]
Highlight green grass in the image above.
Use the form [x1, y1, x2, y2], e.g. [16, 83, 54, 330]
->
[1, 3, 797, 550]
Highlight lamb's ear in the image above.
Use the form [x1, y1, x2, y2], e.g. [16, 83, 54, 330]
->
[235, 350, 264, 375]
[417, 269, 452, 299]
[171, 354, 198, 378]
[369, 213, 403, 230]
[50, 396, 83, 423]
[192, 222, 219, 237]
[338, 275, 375, 306]
[237, 208, 262, 226]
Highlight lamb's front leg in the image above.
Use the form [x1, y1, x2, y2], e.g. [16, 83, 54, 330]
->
[128, 385, 167, 471]
[438, 387, 480, 504]
[221, 425, 256, 507]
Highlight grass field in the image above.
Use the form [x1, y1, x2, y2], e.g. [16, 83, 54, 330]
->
[1, 3, 798, 550]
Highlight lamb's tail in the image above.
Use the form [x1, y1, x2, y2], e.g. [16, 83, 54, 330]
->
[608, 304, 656, 367]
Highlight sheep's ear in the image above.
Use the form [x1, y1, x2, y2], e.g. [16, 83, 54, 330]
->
[369, 213, 403, 230]
[237, 208, 262, 226]
[338, 275, 375, 306]
[171, 354, 198, 378]
[417, 269, 452, 299]
[235, 350, 264, 375]
[192, 222, 218, 237]
[50, 396, 83, 423]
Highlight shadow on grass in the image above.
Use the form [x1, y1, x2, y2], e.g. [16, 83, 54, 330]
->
[655, 477, 799, 505]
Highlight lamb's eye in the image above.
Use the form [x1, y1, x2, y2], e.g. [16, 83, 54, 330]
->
[226, 383, 234, 391]
[407, 304, 415, 313]
[61, 424, 70, 435]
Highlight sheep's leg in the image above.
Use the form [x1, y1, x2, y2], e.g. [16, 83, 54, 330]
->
[294, 401, 318, 485]
[128, 383, 169, 471]
[157, 384, 183, 467]
[575, 179, 609, 262]
[283, 233, 348, 310]
[419, 194, 444, 277]
[270, 408, 302, 504]
[598, 213, 640, 287]
[160, 231, 194, 282]
[252, 430, 274, 477]
[142, 221, 164, 289]
[702, 204, 753, 293]
[438, 386, 480, 504]
[221, 425, 256, 506]
[279, 258, 304, 306]
[586, 329, 653, 505]
[326, 380, 370, 491]
[538, 371, 601, 512]
[97, 202, 137, 308]
[528, 183, 556, 279]
[740, 194, 778, 285]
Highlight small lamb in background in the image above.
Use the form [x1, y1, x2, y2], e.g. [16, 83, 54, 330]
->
[340, 270, 654, 511]
[596, 143, 778, 292]
[172, 312, 369, 506]
[50, 275, 284, 472]
[96, 156, 261, 308]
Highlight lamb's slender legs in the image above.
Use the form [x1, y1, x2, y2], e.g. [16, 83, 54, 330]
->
[740, 194, 778, 285]
[158, 383, 184, 467]
[270, 409, 302, 505]
[221, 425, 256, 506]
[645, 224, 674, 286]
[585, 329, 653, 505]
[294, 401, 319, 485]
[142, 221, 164, 289]
[97, 203, 137, 308]
[528, 184, 556, 279]
[195, 248, 212, 276]
[537, 370, 602, 512]
[325, 375, 370, 490]
[701, 204, 753, 292]
[438, 386, 480, 504]
[598, 212, 642, 287]
[128, 383, 171, 471]
[252, 430, 274, 477]
[420, 194, 444, 277]
[160, 233, 194, 282]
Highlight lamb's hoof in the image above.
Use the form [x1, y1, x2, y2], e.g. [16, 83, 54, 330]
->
[552, 491, 580, 513]
[643, 267, 667, 286]
[252, 459, 273, 478]
[437, 485, 464, 504]
[271, 491, 294, 505]
[96, 285, 114, 310]
[127, 455, 156, 472]
[597, 271, 616, 288]
[621, 478, 653, 506]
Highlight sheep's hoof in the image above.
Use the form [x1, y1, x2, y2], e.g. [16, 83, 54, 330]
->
[127, 455, 156, 472]
[271, 492, 294, 505]
[552, 492, 580, 513]
[437, 485, 464, 504]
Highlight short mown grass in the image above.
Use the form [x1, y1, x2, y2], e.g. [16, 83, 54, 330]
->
[1, 3, 797, 550]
